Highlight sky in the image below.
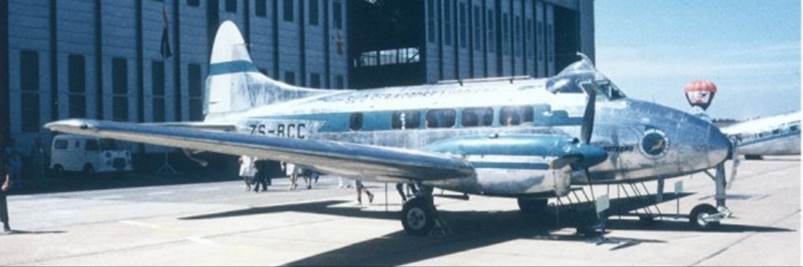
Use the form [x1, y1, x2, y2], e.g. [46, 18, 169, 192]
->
[594, 0, 800, 120]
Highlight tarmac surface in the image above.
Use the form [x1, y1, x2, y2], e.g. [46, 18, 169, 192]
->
[0, 156, 799, 266]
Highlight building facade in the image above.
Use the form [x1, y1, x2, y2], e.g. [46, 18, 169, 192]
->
[0, 0, 592, 157]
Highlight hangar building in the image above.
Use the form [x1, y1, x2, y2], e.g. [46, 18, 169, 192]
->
[0, 0, 593, 171]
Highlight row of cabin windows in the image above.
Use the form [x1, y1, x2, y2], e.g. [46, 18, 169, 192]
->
[349, 106, 536, 131]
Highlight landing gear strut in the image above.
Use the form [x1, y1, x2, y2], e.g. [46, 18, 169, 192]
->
[693, 162, 733, 230]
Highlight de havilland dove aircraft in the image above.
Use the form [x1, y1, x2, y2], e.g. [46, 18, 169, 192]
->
[721, 111, 800, 160]
[46, 21, 736, 235]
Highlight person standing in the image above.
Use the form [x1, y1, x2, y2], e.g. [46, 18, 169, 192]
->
[282, 161, 298, 190]
[4, 139, 21, 190]
[1, 156, 11, 233]
[238, 155, 256, 192]
[355, 180, 374, 205]
[252, 160, 269, 193]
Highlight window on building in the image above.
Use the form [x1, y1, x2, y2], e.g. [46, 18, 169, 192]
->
[537, 21, 544, 61]
[515, 16, 521, 56]
[284, 71, 296, 85]
[444, 0, 452, 46]
[487, 9, 494, 52]
[461, 107, 493, 127]
[152, 61, 165, 122]
[309, 0, 319, 25]
[68, 54, 86, 118]
[502, 13, 509, 55]
[187, 0, 199, 7]
[310, 73, 321, 88]
[20, 50, 39, 132]
[499, 106, 533, 126]
[349, 113, 363, 131]
[473, 6, 481, 51]
[427, 0, 436, 43]
[283, 0, 294, 22]
[392, 110, 421, 129]
[527, 18, 533, 52]
[225, 0, 236, 12]
[335, 75, 344, 89]
[112, 58, 129, 122]
[256, 0, 267, 17]
[333, 0, 343, 29]
[425, 109, 456, 128]
[547, 24, 554, 62]
[188, 64, 203, 121]
[459, 2, 467, 49]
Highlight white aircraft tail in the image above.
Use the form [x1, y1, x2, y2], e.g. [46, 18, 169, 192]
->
[204, 21, 328, 120]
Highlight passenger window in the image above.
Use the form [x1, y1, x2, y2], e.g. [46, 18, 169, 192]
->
[425, 109, 456, 128]
[499, 106, 533, 126]
[349, 113, 363, 131]
[85, 140, 99, 151]
[791, 125, 799, 131]
[54, 140, 68, 150]
[461, 107, 493, 127]
[772, 129, 781, 135]
[392, 111, 421, 129]
[74, 141, 81, 148]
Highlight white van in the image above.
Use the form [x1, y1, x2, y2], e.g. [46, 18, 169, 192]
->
[50, 134, 133, 176]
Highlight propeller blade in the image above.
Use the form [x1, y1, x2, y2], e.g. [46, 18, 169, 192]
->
[580, 82, 597, 144]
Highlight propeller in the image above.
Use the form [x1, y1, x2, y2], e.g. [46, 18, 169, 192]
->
[546, 54, 608, 206]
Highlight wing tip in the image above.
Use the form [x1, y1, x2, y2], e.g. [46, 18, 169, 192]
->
[44, 119, 97, 132]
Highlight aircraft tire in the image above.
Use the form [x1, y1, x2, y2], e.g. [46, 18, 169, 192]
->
[689, 204, 720, 230]
[401, 197, 436, 236]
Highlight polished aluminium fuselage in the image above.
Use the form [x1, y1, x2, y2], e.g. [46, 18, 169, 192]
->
[721, 112, 801, 157]
[208, 77, 730, 197]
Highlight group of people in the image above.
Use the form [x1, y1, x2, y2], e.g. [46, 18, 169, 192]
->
[237, 155, 425, 205]
[237, 156, 321, 193]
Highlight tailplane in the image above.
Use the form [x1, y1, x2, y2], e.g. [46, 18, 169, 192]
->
[205, 21, 328, 119]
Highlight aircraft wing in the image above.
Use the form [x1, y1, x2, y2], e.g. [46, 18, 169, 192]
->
[45, 119, 475, 182]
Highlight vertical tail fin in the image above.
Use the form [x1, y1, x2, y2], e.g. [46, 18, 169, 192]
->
[204, 21, 329, 120]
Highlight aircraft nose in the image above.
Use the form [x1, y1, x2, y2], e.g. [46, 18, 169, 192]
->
[707, 125, 731, 166]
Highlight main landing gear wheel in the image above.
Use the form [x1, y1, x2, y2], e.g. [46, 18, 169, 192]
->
[401, 197, 436, 236]
[689, 204, 721, 230]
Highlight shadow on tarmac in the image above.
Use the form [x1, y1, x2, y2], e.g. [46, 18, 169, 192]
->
[0, 229, 66, 236]
[180, 193, 792, 266]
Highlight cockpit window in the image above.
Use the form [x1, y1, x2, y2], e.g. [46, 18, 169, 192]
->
[546, 56, 626, 100]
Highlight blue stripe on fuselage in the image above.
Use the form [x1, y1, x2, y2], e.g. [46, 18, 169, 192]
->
[209, 60, 259, 76]
[738, 130, 800, 147]
[470, 162, 550, 170]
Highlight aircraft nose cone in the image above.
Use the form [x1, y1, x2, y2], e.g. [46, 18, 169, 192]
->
[707, 126, 731, 166]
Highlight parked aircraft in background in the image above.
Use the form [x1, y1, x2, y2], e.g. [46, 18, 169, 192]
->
[46, 21, 736, 235]
[721, 111, 800, 160]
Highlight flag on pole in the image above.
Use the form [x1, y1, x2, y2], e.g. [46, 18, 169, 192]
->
[160, 4, 173, 59]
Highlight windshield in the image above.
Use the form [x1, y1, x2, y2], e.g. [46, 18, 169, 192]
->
[100, 139, 119, 150]
[546, 54, 626, 100]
